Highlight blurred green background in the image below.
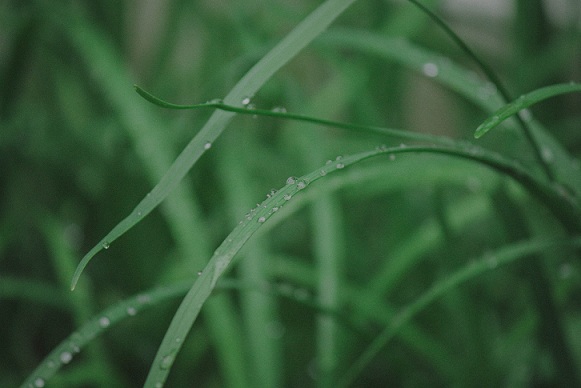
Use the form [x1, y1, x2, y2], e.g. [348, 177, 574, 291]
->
[2, 0, 581, 387]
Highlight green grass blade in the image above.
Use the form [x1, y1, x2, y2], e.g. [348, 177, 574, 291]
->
[337, 236, 581, 387]
[70, 0, 358, 290]
[143, 141, 581, 387]
[475, 83, 581, 138]
[319, 29, 581, 198]
[20, 281, 192, 388]
[134, 84, 452, 145]
[405, 0, 556, 182]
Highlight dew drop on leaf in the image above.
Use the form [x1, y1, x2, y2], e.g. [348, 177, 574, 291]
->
[127, 306, 137, 316]
[34, 378, 45, 388]
[336, 163, 345, 169]
[286, 176, 297, 185]
[204, 142, 212, 150]
[422, 62, 439, 77]
[59, 351, 73, 364]
[98, 316, 110, 328]
[160, 354, 175, 370]
[258, 216, 266, 223]
[297, 180, 307, 189]
[241, 96, 251, 106]
[283, 194, 292, 201]
[541, 147, 554, 163]
[102, 241, 110, 249]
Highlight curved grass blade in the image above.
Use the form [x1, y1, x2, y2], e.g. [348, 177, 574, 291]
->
[21, 277, 363, 388]
[143, 142, 581, 387]
[337, 236, 581, 387]
[318, 29, 581, 199]
[405, 0, 555, 182]
[475, 83, 581, 138]
[134, 85, 452, 146]
[70, 0, 358, 290]
[20, 281, 192, 388]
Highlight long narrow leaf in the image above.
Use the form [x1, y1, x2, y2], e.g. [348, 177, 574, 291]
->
[475, 83, 581, 138]
[71, 0, 358, 290]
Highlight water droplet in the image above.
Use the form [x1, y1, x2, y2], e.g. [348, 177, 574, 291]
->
[155, 383, 163, 388]
[518, 109, 532, 122]
[137, 294, 151, 304]
[422, 62, 439, 77]
[267, 189, 278, 198]
[137, 211, 142, 216]
[541, 147, 554, 163]
[47, 360, 56, 368]
[560, 263, 573, 279]
[283, 194, 292, 201]
[98, 316, 110, 328]
[271, 106, 287, 113]
[326, 160, 332, 165]
[60, 351, 73, 364]
[272, 207, 279, 212]
[197, 270, 203, 276]
[207, 98, 223, 104]
[241, 96, 251, 106]
[389, 154, 396, 161]
[335, 155, 343, 161]
[319, 169, 327, 176]
[34, 378, 45, 387]
[161, 354, 175, 370]
[286, 176, 297, 185]
[258, 216, 266, 223]
[102, 241, 110, 249]
[297, 180, 307, 189]
[336, 163, 345, 169]
[204, 142, 212, 150]
[127, 306, 137, 316]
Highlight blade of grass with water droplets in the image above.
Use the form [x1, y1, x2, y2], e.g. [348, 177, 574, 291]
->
[70, 0, 358, 290]
[20, 281, 192, 388]
[142, 146, 380, 387]
[475, 83, 581, 138]
[134, 84, 451, 146]
[143, 142, 581, 386]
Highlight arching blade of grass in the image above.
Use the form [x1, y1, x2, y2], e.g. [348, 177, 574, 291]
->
[70, 0, 358, 290]
[20, 281, 192, 388]
[318, 29, 581, 198]
[475, 83, 581, 138]
[337, 236, 581, 387]
[405, 0, 555, 182]
[143, 141, 581, 386]
[21, 275, 362, 388]
[134, 85, 451, 146]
